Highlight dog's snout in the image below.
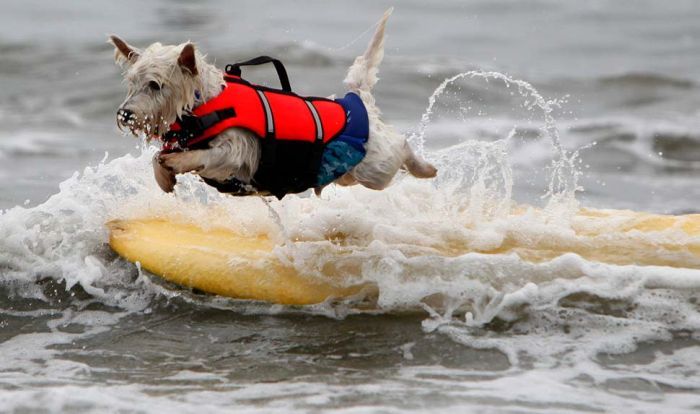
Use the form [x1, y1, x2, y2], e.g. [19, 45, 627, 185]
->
[117, 108, 134, 122]
[116, 108, 137, 132]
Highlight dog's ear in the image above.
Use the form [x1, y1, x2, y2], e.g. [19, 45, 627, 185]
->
[109, 35, 139, 66]
[178, 43, 198, 76]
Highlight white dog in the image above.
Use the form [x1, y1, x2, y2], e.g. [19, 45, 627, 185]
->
[111, 9, 436, 197]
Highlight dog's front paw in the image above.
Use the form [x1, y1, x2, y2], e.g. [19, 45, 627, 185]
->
[158, 151, 205, 174]
[152, 154, 176, 192]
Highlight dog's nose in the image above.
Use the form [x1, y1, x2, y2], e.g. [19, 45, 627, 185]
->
[117, 108, 134, 123]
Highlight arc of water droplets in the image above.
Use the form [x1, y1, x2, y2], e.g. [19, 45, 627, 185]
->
[409, 71, 580, 204]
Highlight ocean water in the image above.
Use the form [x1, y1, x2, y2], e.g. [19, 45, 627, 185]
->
[1, 0, 700, 412]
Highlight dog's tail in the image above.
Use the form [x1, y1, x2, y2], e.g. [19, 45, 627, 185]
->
[344, 8, 393, 93]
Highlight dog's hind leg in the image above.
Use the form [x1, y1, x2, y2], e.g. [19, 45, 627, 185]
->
[335, 173, 358, 186]
[403, 142, 437, 178]
[318, 173, 357, 196]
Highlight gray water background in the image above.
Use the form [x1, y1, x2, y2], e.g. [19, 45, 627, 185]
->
[2, 0, 700, 212]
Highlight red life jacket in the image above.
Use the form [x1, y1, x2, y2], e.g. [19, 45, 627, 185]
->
[163, 78, 347, 150]
[161, 57, 354, 198]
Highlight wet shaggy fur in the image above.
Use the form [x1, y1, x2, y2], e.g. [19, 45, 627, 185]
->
[110, 8, 436, 195]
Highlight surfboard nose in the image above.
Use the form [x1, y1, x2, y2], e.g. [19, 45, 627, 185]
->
[106, 218, 368, 305]
[106, 220, 126, 233]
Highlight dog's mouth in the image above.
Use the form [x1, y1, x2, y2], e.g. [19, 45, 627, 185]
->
[116, 110, 168, 141]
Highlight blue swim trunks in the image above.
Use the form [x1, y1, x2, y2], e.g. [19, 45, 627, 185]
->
[316, 92, 369, 186]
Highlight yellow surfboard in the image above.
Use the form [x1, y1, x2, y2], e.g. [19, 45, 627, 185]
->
[108, 219, 365, 305]
[108, 209, 700, 305]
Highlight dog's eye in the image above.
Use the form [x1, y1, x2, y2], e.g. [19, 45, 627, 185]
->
[148, 81, 161, 91]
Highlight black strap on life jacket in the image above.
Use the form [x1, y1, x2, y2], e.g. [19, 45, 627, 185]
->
[225, 56, 292, 92]
[164, 108, 237, 149]
[202, 176, 258, 196]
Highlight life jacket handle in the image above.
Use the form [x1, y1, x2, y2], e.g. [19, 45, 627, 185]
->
[225, 56, 292, 93]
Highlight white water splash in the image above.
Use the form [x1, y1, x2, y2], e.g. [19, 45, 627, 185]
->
[408, 70, 582, 218]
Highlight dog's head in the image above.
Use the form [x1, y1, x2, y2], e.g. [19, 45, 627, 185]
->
[109, 36, 203, 138]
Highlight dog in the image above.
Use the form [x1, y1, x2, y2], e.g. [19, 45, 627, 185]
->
[110, 9, 436, 197]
